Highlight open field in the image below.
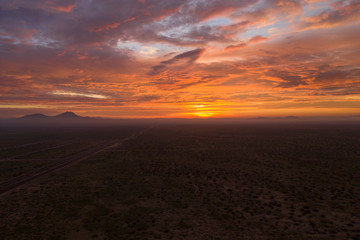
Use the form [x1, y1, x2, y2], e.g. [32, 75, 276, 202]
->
[0, 125, 142, 182]
[0, 121, 359, 239]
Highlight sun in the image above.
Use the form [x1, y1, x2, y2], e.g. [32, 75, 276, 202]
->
[189, 104, 216, 118]
[194, 111, 214, 118]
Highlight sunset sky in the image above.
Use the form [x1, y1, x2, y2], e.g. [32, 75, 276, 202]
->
[1, 0, 359, 118]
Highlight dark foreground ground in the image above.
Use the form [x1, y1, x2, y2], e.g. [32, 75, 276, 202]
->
[0, 121, 359, 239]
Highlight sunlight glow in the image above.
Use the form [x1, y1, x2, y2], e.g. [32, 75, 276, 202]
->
[0, 104, 50, 109]
[51, 91, 108, 99]
[194, 111, 215, 118]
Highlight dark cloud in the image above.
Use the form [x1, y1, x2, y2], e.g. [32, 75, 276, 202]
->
[161, 48, 205, 64]
[298, 0, 360, 30]
[0, 0, 186, 48]
[266, 69, 307, 88]
[311, 86, 360, 96]
[161, 0, 258, 26]
[314, 67, 360, 82]
[136, 94, 162, 102]
[0, 0, 257, 49]
[151, 48, 205, 74]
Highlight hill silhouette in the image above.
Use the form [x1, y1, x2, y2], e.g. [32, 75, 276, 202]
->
[20, 113, 50, 119]
[20, 112, 88, 120]
[54, 112, 82, 119]
[12, 112, 97, 126]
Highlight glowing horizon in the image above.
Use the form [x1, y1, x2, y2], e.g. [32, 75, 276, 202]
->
[1, 0, 359, 119]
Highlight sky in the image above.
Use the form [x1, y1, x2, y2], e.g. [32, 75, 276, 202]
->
[0, 0, 359, 118]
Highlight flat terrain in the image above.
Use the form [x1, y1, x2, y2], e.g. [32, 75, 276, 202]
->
[0, 121, 359, 239]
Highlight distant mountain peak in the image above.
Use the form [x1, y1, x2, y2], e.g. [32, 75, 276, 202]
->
[20, 113, 49, 119]
[55, 111, 81, 119]
[18, 111, 89, 120]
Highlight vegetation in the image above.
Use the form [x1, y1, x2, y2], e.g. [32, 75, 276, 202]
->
[0, 123, 359, 239]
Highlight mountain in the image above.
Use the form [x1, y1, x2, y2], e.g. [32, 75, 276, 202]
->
[254, 116, 299, 120]
[14, 112, 96, 126]
[20, 113, 50, 119]
[19, 112, 91, 121]
[54, 111, 82, 119]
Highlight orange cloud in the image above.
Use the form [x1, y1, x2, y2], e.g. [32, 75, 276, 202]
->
[91, 22, 121, 32]
[50, 4, 76, 13]
[225, 42, 247, 50]
[248, 35, 268, 43]
[124, 17, 136, 23]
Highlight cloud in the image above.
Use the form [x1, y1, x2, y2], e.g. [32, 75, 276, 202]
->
[162, 0, 257, 26]
[49, 2, 76, 13]
[266, 69, 307, 88]
[51, 90, 109, 99]
[311, 86, 360, 96]
[298, 0, 360, 30]
[248, 35, 268, 43]
[136, 94, 162, 102]
[224, 35, 267, 50]
[91, 22, 121, 32]
[161, 48, 205, 64]
[0, 0, 359, 118]
[151, 48, 205, 74]
[314, 67, 360, 83]
[231, 0, 303, 28]
[225, 42, 247, 50]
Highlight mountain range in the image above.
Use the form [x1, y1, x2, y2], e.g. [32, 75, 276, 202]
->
[19, 112, 91, 120]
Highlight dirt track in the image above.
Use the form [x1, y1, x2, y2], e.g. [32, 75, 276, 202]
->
[0, 128, 149, 196]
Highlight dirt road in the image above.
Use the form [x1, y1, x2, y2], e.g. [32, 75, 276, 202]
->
[0, 128, 150, 196]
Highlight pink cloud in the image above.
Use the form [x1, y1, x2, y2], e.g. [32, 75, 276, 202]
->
[298, 0, 360, 30]
[49, 3, 76, 13]
[248, 35, 268, 44]
[225, 42, 247, 50]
